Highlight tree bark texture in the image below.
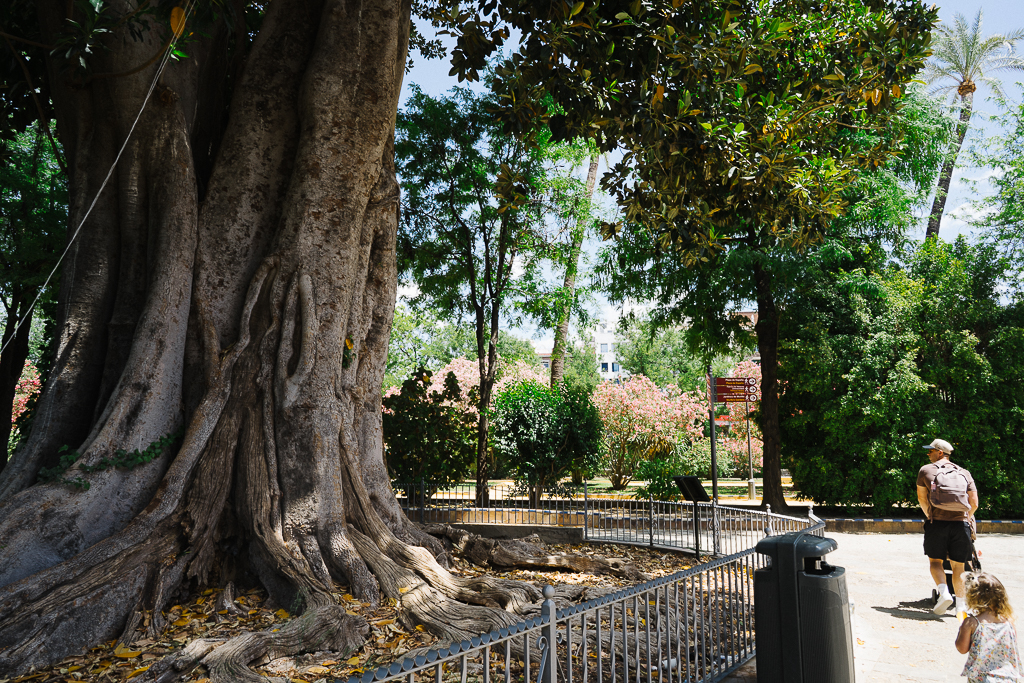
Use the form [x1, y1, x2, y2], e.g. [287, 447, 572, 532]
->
[925, 93, 973, 241]
[0, 0, 535, 675]
[752, 264, 787, 512]
[548, 154, 599, 389]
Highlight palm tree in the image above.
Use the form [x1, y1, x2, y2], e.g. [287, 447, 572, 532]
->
[923, 10, 1024, 240]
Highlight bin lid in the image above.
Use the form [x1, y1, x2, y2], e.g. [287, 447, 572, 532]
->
[755, 530, 837, 561]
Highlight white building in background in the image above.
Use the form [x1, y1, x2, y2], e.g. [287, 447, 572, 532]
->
[530, 322, 626, 382]
[595, 320, 626, 382]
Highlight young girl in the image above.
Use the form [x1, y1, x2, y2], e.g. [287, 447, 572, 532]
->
[956, 572, 1023, 682]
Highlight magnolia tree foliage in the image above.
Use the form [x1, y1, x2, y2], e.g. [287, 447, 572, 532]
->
[436, 0, 938, 510]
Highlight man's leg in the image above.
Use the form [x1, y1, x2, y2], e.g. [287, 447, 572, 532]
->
[929, 558, 947, 587]
[929, 557, 954, 613]
[950, 560, 966, 598]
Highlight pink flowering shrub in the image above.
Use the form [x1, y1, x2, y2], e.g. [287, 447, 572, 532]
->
[12, 362, 41, 424]
[593, 375, 705, 489]
[9, 362, 42, 452]
[385, 358, 548, 414]
[603, 363, 764, 496]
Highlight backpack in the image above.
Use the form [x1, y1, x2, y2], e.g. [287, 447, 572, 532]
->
[929, 461, 971, 512]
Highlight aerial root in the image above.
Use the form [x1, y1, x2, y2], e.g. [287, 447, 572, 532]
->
[144, 605, 368, 683]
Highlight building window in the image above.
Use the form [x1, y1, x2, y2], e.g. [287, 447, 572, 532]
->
[600, 343, 608, 353]
[612, 363, 619, 372]
[601, 362, 609, 372]
[610, 343, 615, 352]
[543, 361, 549, 369]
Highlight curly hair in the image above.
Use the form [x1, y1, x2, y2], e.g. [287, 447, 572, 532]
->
[964, 572, 1015, 621]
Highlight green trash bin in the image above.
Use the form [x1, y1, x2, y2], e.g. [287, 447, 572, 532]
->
[754, 529, 854, 683]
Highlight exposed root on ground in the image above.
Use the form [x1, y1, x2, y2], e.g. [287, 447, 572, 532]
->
[425, 525, 650, 582]
[144, 605, 368, 683]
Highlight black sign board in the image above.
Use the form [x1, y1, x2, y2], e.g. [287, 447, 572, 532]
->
[673, 476, 711, 503]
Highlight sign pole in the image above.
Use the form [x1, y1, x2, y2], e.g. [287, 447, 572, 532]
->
[708, 365, 718, 504]
[745, 399, 755, 500]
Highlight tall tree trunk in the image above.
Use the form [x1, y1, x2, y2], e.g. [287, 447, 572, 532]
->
[926, 91, 974, 241]
[0, 0, 533, 675]
[549, 154, 599, 388]
[752, 264, 787, 512]
[0, 292, 34, 470]
[473, 305, 500, 506]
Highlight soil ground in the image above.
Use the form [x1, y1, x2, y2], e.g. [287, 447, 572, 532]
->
[2, 543, 699, 683]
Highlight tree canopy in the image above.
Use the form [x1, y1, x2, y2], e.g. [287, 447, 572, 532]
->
[779, 238, 1024, 516]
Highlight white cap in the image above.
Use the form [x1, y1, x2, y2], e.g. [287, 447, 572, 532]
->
[923, 438, 953, 455]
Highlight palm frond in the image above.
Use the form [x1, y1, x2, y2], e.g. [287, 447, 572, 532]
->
[925, 8, 1024, 92]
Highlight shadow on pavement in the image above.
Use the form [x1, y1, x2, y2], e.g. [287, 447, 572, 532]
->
[871, 598, 948, 622]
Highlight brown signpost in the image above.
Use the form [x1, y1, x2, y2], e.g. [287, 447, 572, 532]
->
[714, 377, 759, 403]
[713, 376, 759, 499]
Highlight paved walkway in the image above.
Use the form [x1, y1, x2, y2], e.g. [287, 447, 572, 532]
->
[722, 531, 1024, 682]
[830, 532, 1023, 682]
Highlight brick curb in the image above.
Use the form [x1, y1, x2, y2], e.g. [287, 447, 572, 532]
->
[823, 518, 1024, 534]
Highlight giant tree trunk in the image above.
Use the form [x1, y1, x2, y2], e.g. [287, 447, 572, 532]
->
[925, 91, 973, 241]
[752, 265, 787, 512]
[0, 0, 530, 675]
[549, 154, 599, 388]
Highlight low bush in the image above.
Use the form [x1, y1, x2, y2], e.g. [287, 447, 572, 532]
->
[382, 368, 477, 492]
[491, 380, 603, 505]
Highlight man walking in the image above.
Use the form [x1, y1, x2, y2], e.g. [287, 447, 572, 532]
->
[916, 438, 978, 617]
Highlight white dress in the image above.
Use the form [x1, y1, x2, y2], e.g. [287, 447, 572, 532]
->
[962, 620, 1023, 682]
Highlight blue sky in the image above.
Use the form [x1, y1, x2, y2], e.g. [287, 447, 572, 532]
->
[399, 2, 1024, 345]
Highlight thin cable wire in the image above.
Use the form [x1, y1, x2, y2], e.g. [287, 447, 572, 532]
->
[0, 3, 196, 359]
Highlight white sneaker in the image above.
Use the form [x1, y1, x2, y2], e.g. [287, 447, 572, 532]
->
[933, 589, 953, 615]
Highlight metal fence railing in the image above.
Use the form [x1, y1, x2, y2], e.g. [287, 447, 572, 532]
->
[394, 481, 816, 559]
[348, 519, 827, 683]
[395, 481, 588, 527]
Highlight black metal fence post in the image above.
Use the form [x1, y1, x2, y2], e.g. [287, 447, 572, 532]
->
[694, 502, 701, 559]
[583, 481, 589, 541]
[648, 491, 655, 547]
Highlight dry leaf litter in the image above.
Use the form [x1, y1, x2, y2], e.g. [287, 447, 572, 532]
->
[3, 544, 693, 683]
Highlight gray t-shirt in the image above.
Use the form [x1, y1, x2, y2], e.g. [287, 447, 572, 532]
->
[917, 459, 976, 521]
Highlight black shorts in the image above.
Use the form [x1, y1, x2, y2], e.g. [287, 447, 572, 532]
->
[923, 520, 973, 563]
